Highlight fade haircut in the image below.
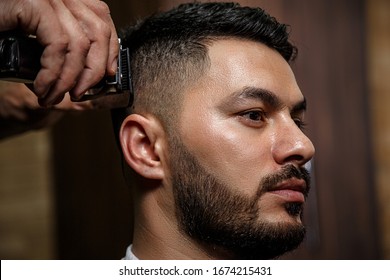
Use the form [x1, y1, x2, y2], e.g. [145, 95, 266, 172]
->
[112, 2, 297, 135]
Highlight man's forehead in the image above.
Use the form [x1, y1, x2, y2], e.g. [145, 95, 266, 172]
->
[192, 38, 303, 106]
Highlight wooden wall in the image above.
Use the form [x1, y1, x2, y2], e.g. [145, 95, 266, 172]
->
[366, 0, 390, 259]
[0, 130, 55, 259]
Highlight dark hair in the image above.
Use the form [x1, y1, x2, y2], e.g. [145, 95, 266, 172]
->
[112, 2, 297, 138]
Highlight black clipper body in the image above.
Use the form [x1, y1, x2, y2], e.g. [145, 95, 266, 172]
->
[0, 31, 133, 108]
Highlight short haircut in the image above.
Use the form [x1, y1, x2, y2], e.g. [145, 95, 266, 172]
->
[111, 2, 297, 137]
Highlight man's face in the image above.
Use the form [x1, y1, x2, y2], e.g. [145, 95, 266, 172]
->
[167, 39, 315, 259]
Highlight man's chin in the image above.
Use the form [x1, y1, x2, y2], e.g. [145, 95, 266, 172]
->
[228, 221, 306, 260]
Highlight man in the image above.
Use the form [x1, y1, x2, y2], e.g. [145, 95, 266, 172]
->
[113, 2, 315, 260]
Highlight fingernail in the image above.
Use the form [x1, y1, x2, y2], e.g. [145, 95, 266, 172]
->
[111, 58, 118, 74]
[69, 89, 84, 101]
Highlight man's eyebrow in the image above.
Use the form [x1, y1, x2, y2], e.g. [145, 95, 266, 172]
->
[224, 86, 307, 113]
[230, 86, 283, 109]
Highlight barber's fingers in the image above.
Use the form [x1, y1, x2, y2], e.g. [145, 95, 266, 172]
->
[52, 94, 94, 111]
[37, 0, 91, 106]
[0, 0, 60, 33]
[0, 0, 118, 106]
[0, 0, 81, 106]
[79, 0, 119, 75]
[0, 0, 69, 104]
[43, 0, 119, 105]
[62, 0, 119, 100]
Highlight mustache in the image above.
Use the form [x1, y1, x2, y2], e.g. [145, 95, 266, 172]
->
[258, 165, 311, 198]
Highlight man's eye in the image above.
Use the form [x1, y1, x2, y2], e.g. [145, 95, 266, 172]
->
[240, 110, 266, 122]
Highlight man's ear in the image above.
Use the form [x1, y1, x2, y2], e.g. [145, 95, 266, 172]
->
[119, 114, 165, 180]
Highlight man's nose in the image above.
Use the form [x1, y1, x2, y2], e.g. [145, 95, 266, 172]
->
[271, 119, 315, 166]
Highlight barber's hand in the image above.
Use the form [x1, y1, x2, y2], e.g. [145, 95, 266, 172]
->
[0, 0, 119, 107]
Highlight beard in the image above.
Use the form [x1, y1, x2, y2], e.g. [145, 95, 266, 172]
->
[168, 136, 311, 260]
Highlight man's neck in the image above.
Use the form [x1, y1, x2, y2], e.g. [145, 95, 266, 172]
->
[132, 187, 234, 259]
[132, 213, 233, 259]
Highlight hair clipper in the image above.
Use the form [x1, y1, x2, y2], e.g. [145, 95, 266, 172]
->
[0, 31, 133, 108]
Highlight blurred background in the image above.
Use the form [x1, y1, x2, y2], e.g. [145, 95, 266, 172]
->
[0, 0, 389, 259]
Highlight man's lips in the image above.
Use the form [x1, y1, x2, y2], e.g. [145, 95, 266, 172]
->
[267, 178, 307, 203]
